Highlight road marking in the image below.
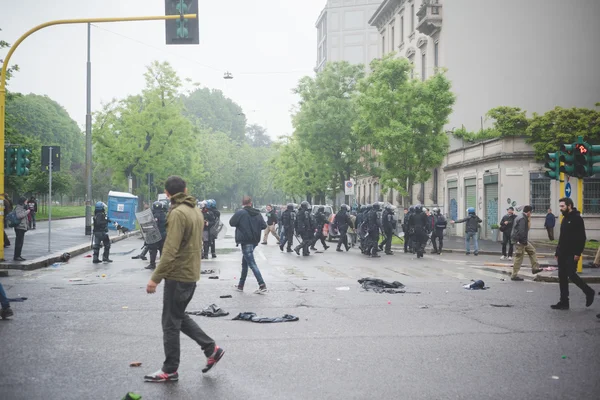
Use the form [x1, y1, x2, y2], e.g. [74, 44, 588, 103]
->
[257, 248, 267, 261]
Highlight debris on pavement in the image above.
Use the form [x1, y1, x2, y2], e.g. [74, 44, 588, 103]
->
[129, 362, 142, 367]
[208, 276, 219, 280]
[186, 304, 229, 317]
[68, 278, 83, 282]
[232, 312, 299, 323]
[463, 280, 488, 290]
[219, 295, 232, 299]
[7, 297, 27, 302]
[50, 263, 64, 268]
[122, 306, 129, 309]
[201, 269, 215, 275]
[527, 290, 534, 293]
[84, 254, 92, 258]
[358, 278, 406, 294]
[552, 376, 559, 380]
[121, 392, 142, 400]
[336, 287, 350, 291]
[490, 304, 513, 308]
[543, 266, 558, 271]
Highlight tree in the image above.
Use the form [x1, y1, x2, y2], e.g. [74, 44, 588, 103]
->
[246, 124, 272, 148]
[527, 105, 600, 160]
[0, 28, 19, 83]
[354, 55, 455, 197]
[453, 106, 528, 142]
[292, 61, 366, 203]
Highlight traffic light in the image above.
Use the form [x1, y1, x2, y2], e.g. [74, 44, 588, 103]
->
[165, 0, 199, 45]
[4, 147, 18, 175]
[573, 143, 590, 178]
[591, 145, 600, 175]
[16, 148, 31, 176]
[559, 143, 576, 176]
[544, 152, 561, 180]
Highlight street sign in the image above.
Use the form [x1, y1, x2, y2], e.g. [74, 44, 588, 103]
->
[344, 180, 354, 195]
[565, 182, 572, 198]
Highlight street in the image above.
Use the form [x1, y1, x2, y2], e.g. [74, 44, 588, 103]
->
[1, 215, 599, 400]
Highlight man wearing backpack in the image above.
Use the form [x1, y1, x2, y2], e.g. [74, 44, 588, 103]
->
[12, 197, 30, 261]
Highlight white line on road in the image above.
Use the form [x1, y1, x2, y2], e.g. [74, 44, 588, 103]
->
[257, 248, 267, 261]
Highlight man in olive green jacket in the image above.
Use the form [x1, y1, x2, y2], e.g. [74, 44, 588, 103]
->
[144, 176, 224, 382]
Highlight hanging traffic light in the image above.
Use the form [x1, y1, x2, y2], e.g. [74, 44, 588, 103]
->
[559, 143, 576, 176]
[544, 152, 561, 180]
[165, 0, 199, 45]
[16, 148, 31, 176]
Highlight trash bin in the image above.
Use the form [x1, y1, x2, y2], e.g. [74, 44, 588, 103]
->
[107, 191, 138, 231]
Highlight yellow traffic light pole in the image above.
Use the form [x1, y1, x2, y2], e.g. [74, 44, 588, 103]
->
[577, 178, 584, 273]
[0, 13, 197, 261]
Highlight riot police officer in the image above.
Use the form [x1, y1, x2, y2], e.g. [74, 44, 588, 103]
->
[280, 203, 296, 253]
[334, 204, 351, 252]
[431, 208, 447, 254]
[380, 204, 396, 255]
[92, 201, 112, 264]
[310, 206, 330, 251]
[412, 205, 429, 258]
[366, 203, 382, 257]
[294, 201, 314, 256]
[146, 201, 167, 270]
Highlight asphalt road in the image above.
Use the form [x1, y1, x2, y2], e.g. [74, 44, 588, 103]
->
[1, 214, 599, 400]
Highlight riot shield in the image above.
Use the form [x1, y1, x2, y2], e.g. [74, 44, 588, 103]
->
[135, 209, 162, 244]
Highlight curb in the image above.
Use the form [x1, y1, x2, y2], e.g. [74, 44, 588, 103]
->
[0, 231, 141, 271]
[389, 246, 594, 258]
[34, 215, 86, 222]
[475, 265, 600, 284]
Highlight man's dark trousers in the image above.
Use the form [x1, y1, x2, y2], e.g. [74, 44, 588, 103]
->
[557, 254, 593, 303]
[162, 279, 215, 373]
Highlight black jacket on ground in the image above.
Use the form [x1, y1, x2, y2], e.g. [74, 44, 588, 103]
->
[229, 206, 267, 246]
[556, 209, 586, 256]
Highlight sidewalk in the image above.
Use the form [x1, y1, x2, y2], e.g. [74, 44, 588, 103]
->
[1, 217, 141, 271]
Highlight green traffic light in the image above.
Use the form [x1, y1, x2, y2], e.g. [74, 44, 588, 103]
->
[15, 147, 31, 176]
[176, 0, 189, 38]
[544, 152, 562, 181]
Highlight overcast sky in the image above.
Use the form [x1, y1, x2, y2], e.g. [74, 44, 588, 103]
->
[1, 0, 328, 139]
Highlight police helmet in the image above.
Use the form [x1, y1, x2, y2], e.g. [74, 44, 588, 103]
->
[208, 199, 216, 209]
[409, 206, 415, 212]
[300, 201, 310, 210]
[414, 204, 423, 213]
[385, 203, 394, 211]
[433, 207, 440, 215]
[467, 207, 475, 214]
[373, 203, 381, 210]
[341, 204, 349, 211]
[287, 203, 294, 211]
[95, 201, 106, 212]
[152, 201, 163, 211]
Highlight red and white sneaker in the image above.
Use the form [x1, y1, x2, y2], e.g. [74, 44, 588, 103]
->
[143, 369, 179, 382]
[202, 346, 225, 373]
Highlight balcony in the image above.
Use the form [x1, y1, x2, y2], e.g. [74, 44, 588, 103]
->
[416, 1, 443, 36]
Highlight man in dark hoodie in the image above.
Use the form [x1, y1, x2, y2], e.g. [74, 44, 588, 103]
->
[229, 196, 268, 293]
[551, 197, 595, 310]
[145, 176, 224, 383]
[499, 207, 516, 260]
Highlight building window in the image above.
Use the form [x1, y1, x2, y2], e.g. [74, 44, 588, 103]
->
[584, 178, 600, 214]
[421, 53, 426, 81]
[434, 41, 439, 69]
[323, 38, 327, 59]
[400, 16, 404, 43]
[411, 4, 415, 32]
[391, 26, 395, 50]
[530, 175, 551, 214]
[382, 35, 385, 55]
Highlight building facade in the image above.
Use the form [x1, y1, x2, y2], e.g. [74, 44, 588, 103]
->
[315, 0, 383, 72]
[355, 0, 600, 239]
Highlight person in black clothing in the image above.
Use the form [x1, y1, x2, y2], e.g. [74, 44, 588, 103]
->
[379, 204, 396, 255]
[430, 208, 447, 255]
[366, 203, 381, 258]
[544, 208, 557, 241]
[402, 207, 412, 253]
[201, 203, 216, 259]
[92, 201, 112, 264]
[551, 197, 595, 310]
[294, 201, 313, 256]
[279, 203, 296, 252]
[27, 196, 38, 230]
[3, 194, 12, 248]
[411, 205, 429, 258]
[208, 199, 220, 258]
[334, 204, 351, 252]
[310, 206, 330, 251]
[358, 204, 372, 254]
[146, 201, 167, 270]
[499, 207, 516, 260]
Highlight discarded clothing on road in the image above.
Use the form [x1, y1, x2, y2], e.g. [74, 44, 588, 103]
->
[186, 304, 229, 318]
[7, 297, 27, 302]
[232, 312, 299, 323]
[358, 278, 406, 294]
[463, 280, 489, 290]
[201, 269, 215, 275]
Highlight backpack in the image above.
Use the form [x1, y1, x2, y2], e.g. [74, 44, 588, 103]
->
[6, 210, 21, 228]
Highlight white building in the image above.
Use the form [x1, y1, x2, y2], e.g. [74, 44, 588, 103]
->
[315, 0, 383, 72]
[356, 0, 600, 240]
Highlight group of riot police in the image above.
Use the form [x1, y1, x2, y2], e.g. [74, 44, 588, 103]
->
[401, 205, 447, 258]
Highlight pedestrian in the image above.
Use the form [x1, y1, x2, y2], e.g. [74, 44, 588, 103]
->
[144, 176, 224, 382]
[379, 204, 396, 255]
[430, 208, 447, 255]
[334, 204, 352, 252]
[27, 196, 37, 230]
[261, 204, 280, 245]
[279, 203, 296, 253]
[146, 201, 167, 270]
[551, 197, 595, 310]
[499, 207, 516, 260]
[3, 194, 12, 248]
[510, 205, 544, 281]
[544, 208, 557, 241]
[451, 207, 482, 256]
[310, 206, 330, 251]
[13, 196, 30, 262]
[0, 282, 13, 319]
[294, 201, 314, 256]
[92, 202, 112, 264]
[230, 196, 268, 293]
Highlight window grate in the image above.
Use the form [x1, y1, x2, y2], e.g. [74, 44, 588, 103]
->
[530, 178, 550, 214]
[584, 179, 600, 214]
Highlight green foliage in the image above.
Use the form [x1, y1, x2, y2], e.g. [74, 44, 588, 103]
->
[354, 55, 455, 196]
[452, 127, 499, 142]
[246, 124, 272, 148]
[527, 106, 600, 160]
[486, 106, 529, 137]
[0, 28, 19, 83]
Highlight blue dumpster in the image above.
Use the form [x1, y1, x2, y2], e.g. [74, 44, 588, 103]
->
[107, 191, 138, 231]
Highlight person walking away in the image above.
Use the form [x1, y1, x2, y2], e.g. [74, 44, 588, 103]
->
[544, 208, 557, 241]
[201, 202, 215, 259]
[334, 204, 351, 252]
[229, 196, 268, 293]
[380, 204, 396, 255]
[145, 176, 224, 382]
[261, 204, 280, 245]
[92, 201, 112, 264]
[551, 198, 595, 310]
[208, 199, 220, 258]
[13, 197, 30, 261]
[402, 207, 412, 253]
[431, 208, 447, 255]
[294, 201, 314, 256]
[365, 203, 382, 258]
[510, 205, 544, 281]
[451, 208, 482, 256]
[3, 194, 12, 248]
[0, 282, 13, 319]
[146, 201, 167, 270]
[279, 203, 296, 252]
[27, 196, 37, 230]
[499, 207, 516, 260]
[411, 205, 429, 258]
[310, 206, 330, 251]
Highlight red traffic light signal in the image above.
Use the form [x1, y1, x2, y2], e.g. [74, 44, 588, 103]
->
[576, 143, 588, 154]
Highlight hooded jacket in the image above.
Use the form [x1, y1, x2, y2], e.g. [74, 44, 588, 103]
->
[229, 206, 267, 246]
[556, 209, 586, 256]
[511, 213, 529, 245]
[151, 193, 203, 284]
[455, 213, 482, 233]
[14, 203, 29, 231]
